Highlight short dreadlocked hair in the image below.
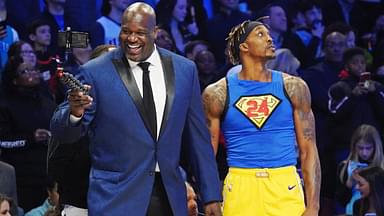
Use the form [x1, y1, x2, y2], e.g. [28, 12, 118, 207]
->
[225, 20, 266, 65]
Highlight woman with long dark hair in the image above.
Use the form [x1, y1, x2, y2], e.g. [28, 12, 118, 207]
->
[353, 166, 384, 216]
[155, 0, 202, 54]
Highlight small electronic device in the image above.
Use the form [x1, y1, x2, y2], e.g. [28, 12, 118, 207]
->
[359, 72, 371, 83]
[359, 72, 371, 88]
[347, 160, 368, 177]
[57, 27, 89, 48]
[57, 68, 89, 95]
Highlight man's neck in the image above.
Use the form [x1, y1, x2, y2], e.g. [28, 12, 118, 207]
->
[48, 3, 64, 16]
[239, 60, 270, 81]
[34, 44, 47, 53]
[108, 8, 123, 24]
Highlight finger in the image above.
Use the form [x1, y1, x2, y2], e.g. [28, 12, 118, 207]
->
[84, 84, 92, 91]
[69, 98, 87, 107]
[68, 86, 91, 96]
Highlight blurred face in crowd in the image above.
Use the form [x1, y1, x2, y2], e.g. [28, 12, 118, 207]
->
[20, 43, 37, 67]
[304, 6, 322, 27]
[375, 14, 384, 31]
[345, 31, 356, 48]
[14, 63, 40, 87]
[110, 0, 132, 12]
[268, 6, 287, 33]
[195, 50, 216, 75]
[346, 54, 366, 77]
[48, 183, 60, 207]
[120, 4, 156, 62]
[291, 11, 306, 29]
[155, 28, 175, 51]
[356, 140, 374, 162]
[355, 174, 370, 198]
[219, 0, 239, 11]
[242, 25, 276, 60]
[189, 43, 208, 60]
[377, 65, 384, 77]
[30, 25, 51, 47]
[0, 0, 6, 11]
[172, 0, 188, 23]
[0, 200, 11, 216]
[324, 32, 346, 62]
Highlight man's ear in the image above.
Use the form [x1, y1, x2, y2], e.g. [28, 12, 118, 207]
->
[239, 43, 248, 52]
[29, 34, 36, 42]
[154, 26, 159, 38]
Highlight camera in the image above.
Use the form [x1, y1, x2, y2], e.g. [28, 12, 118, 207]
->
[359, 72, 371, 89]
[58, 27, 89, 48]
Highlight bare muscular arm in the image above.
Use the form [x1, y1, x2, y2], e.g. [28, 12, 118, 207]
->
[202, 78, 227, 155]
[283, 74, 321, 214]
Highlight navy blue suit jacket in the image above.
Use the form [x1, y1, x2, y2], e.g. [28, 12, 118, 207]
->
[50, 47, 222, 215]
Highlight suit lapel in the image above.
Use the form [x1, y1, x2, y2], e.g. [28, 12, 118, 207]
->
[158, 52, 175, 137]
[112, 56, 155, 140]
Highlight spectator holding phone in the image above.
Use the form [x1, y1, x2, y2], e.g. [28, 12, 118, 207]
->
[336, 124, 384, 215]
[328, 47, 384, 165]
[352, 166, 384, 216]
[284, 1, 324, 69]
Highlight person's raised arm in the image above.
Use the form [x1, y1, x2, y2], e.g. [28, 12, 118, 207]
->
[202, 78, 226, 155]
[284, 74, 321, 215]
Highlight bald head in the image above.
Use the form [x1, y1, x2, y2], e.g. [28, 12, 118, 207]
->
[119, 2, 158, 62]
[324, 32, 346, 62]
[122, 2, 156, 28]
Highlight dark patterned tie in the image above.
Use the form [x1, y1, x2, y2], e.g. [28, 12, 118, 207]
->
[138, 62, 157, 138]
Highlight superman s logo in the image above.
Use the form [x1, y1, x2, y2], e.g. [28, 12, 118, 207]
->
[234, 94, 281, 129]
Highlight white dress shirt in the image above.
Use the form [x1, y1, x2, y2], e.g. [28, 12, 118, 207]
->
[127, 46, 166, 139]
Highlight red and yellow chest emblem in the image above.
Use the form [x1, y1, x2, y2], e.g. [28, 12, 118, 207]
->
[234, 94, 281, 129]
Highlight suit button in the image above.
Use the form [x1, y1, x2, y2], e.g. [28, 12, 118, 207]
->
[149, 171, 155, 176]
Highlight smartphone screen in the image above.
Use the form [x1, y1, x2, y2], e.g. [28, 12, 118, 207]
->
[58, 31, 89, 48]
[347, 161, 368, 176]
[359, 72, 371, 84]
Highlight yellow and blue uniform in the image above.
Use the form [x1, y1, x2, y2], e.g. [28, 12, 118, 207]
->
[221, 70, 305, 216]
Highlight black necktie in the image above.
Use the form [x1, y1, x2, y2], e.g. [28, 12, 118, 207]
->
[138, 62, 157, 138]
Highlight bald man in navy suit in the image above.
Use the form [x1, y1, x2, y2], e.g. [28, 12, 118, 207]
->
[51, 2, 222, 216]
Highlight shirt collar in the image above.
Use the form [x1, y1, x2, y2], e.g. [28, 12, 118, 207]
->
[127, 46, 161, 70]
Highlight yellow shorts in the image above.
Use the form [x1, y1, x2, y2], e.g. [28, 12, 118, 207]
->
[223, 166, 305, 216]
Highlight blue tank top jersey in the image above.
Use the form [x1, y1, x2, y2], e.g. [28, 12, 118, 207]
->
[222, 70, 297, 168]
